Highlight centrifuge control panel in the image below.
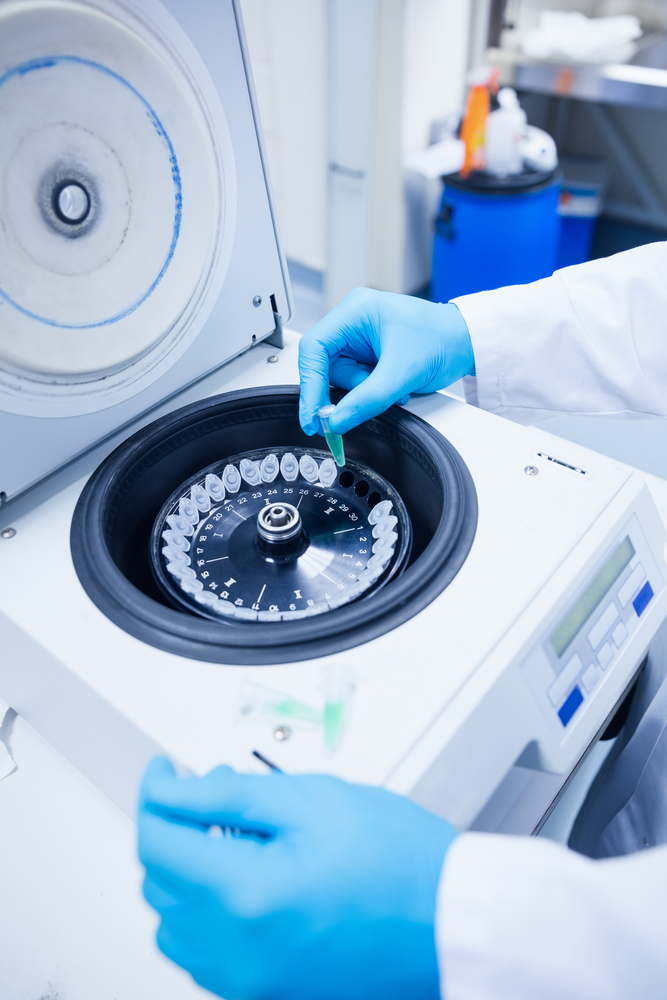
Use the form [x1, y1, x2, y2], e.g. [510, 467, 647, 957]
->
[521, 513, 663, 735]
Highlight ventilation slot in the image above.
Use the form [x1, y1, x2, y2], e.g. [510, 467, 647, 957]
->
[537, 452, 588, 476]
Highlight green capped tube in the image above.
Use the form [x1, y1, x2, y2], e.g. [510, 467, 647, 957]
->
[318, 404, 346, 467]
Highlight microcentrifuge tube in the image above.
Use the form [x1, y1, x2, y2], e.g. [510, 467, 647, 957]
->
[240, 458, 262, 486]
[205, 474, 225, 502]
[179, 497, 200, 524]
[318, 458, 338, 488]
[280, 452, 299, 482]
[191, 484, 211, 513]
[260, 454, 280, 483]
[368, 499, 393, 525]
[166, 514, 194, 536]
[318, 404, 345, 468]
[222, 464, 242, 494]
[299, 453, 320, 483]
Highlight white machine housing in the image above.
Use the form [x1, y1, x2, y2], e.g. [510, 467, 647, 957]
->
[1, 0, 666, 837]
[2, 333, 667, 833]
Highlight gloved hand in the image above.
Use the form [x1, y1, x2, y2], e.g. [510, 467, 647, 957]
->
[139, 757, 458, 1000]
[299, 287, 474, 436]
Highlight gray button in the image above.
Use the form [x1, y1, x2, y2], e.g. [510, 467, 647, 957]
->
[588, 602, 619, 650]
[581, 664, 599, 693]
[618, 564, 646, 608]
[612, 621, 628, 649]
[598, 642, 614, 670]
[549, 653, 583, 706]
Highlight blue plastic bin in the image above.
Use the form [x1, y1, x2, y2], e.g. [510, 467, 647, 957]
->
[431, 170, 561, 302]
[556, 157, 608, 268]
[558, 215, 596, 268]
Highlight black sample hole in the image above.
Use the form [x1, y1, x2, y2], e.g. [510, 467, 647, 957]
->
[368, 491, 381, 508]
[354, 480, 369, 497]
[339, 471, 354, 488]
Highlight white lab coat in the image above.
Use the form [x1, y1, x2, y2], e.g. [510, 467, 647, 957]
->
[433, 242, 667, 1000]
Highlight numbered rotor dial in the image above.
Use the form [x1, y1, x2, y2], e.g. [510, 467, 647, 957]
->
[151, 447, 411, 623]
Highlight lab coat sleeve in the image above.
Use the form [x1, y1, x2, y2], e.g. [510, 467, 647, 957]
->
[435, 832, 667, 1000]
[452, 242, 667, 421]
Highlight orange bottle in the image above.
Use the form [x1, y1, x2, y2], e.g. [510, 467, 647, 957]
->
[460, 81, 489, 177]
[459, 68, 498, 177]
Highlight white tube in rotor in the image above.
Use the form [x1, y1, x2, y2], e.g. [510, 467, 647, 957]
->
[205, 474, 225, 502]
[240, 459, 262, 486]
[222, 464, 242, 494]
[166, 514, 194, 536]
[372, 531, 397, 553]
[280, 453, 299, 481]
[191, 484, 211, 513]
[166, 563, 196, 580]
[162, 529, 189, 550]
[299, 454, 320, 483]
[318, 458, 338, 488]
[195, 591, 219, 607]
[367, 551, 392, 571]
[368, 500, 393, 524]
[162, 546, 190, 564]
[260, 454, 280, 482]
[179, 497, 200, 524]
[372, 515, 398, 538]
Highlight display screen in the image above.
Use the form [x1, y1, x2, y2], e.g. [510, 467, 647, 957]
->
[550, 536, 636, 658]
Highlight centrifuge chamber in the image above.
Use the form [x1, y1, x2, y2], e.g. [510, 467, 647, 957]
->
[69, 384, 477, 664]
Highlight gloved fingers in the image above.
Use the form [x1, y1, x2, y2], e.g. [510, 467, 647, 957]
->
[328, 356, 374, 391]
[138, 756, 179, 807]
[156, 920, 196, 973]
[324, 357, 419, 434]
[143, 871, 182, 914]
[140, 809, 269, 893]
[140, 758, 313, 832]
[298, 312, 378, 435]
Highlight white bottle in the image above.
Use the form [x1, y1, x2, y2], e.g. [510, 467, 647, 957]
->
[484, 87, 527, 177]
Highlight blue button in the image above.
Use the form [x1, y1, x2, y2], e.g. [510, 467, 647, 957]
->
[558, 686, 584, 727]
[633, 581, 654, 618]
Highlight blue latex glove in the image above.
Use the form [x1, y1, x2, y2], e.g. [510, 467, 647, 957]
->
[299, 288, 475, 436]
[139, 757, 458, 1000]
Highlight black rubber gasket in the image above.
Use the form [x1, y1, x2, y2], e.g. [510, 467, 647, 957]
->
[71, 385, 478, 664]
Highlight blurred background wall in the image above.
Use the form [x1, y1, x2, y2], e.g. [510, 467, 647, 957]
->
[240, 0, 667, 329]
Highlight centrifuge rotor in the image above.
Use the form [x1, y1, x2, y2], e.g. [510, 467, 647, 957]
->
[151, 446, 412, 623]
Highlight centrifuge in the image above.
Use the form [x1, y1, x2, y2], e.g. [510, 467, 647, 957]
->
[2, 0, 667, 836]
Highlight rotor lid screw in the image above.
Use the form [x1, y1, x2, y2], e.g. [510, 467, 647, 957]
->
[257, 502, 302, 545]
[274, 725, 291, 741]
[1, 527, 16, 539]
[524, 465, 539, 476]
[267, 505, 290, 527]
[253, 295, 262, 307]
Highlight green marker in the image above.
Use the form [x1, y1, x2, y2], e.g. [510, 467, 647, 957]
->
[318, 404, 346, 467]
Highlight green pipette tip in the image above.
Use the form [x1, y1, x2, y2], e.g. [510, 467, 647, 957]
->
[318, 404, 346, 467]
[323, 699, 346, 751]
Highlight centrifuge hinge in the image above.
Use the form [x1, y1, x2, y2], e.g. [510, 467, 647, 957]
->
[266, 293, 284, 349]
